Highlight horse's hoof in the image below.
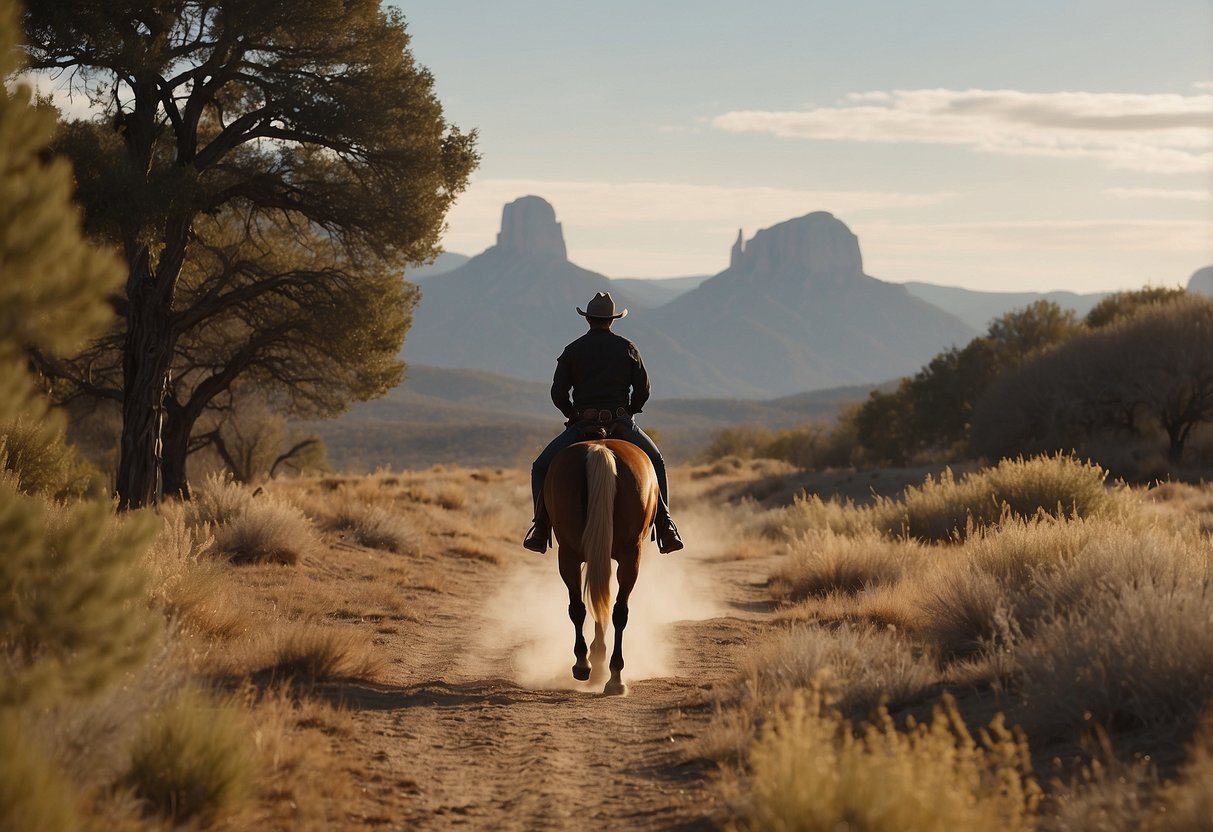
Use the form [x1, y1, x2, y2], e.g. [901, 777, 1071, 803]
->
[603, 680, 627, 696]
[572, 665, 591, 681]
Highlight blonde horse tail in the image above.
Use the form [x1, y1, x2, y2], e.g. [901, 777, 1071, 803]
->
[582, 444, 617, 626]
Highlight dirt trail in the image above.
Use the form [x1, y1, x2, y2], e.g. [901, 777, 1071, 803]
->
[319, 536, 781, 831]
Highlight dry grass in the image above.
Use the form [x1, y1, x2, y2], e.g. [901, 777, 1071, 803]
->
[331, 501, 421, 554]
[1017, 576, 1213, 737]
[238, 687, 361, 830]
[220, 622, 386, 683]
[213, 498, 321, 565]
[740, 623, 938, 721]
[1154, 714, 1213, 831]
[727, 688, 1040, 832]
[780, 492, 878, 538]
[770, 530, 917, 601]
[144, 505, 248, 638]
[874, 455, 1124, 543]
[184, 473, 322, 565]
[708, 457, 1213, 831]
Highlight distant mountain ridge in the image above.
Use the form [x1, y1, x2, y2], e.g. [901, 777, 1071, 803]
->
[901, 282, 1108, 332]
[404, 196, 975, 398]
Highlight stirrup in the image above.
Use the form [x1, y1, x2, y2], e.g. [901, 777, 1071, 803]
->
[523, 522, 550, 554]
[656, 517, 684, 554]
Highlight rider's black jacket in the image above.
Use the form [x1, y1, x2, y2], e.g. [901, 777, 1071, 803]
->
[550, 329, 650, 420]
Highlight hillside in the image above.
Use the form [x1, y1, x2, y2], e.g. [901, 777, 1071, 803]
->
[305, 364, 872, 470]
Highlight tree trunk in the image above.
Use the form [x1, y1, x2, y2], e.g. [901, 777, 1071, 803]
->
[115, 256, 177, 509]
[1165, 422, 1186, 464]
[160, 406, 193, 500]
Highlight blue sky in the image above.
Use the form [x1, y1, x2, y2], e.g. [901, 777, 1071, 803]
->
[394, 1, 1212, 291]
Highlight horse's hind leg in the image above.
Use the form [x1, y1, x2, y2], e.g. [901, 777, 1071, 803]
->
[589, 619, 608, 686]
[604, 555, 639, 696]
[559, 550, 591, 681]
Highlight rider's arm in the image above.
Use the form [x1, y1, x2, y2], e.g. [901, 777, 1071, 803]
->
[628, 344, 650, 415]
[551, 352, 576, 419]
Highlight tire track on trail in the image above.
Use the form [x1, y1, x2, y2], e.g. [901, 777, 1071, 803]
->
[321, 537, 780, 831]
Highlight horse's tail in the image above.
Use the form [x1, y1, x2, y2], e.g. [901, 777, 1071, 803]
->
[582, 444, 617, 626]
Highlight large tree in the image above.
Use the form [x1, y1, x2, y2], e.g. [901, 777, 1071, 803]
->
[42, 204, 414, 495]
[23, 0, 477, 506]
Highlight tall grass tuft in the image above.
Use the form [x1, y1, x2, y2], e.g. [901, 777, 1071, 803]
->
[734, 688, 1040, 832]
[144, 505, 247, 638]
[213, 499, 320, 565]
[771, 530, 915, 601]
[780, 493, 877, 539]
[1017, 576, 1213, 737]
[742, 623, 937, 720]
[123, 687, 253, 824]
[877, 454, 1120, 542]
[257, 623, 385, 682]
[330, 501, 420, 554]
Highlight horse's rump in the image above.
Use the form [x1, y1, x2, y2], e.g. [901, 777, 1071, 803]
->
[546, 440, 659, 624]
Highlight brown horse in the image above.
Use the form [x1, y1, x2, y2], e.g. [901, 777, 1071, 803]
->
[545, 439, 659, 695]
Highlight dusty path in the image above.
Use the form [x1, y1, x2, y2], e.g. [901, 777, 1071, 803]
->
[314, 532, 781, 831]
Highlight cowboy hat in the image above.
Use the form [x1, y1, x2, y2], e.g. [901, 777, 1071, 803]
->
[577, 291, 628, 320]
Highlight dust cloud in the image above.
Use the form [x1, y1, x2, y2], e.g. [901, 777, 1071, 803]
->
[472, 512, 726, 690]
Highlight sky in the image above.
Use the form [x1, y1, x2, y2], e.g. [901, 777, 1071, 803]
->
[391, 0, 1213, 292]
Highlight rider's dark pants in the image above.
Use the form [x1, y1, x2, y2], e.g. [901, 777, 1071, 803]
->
[531, 424, 670, 518]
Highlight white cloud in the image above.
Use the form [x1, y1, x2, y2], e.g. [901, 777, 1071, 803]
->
[713, 88, 1213, 174]
[1105, 187, 1212, 201]
[855, 219, 1213, 254]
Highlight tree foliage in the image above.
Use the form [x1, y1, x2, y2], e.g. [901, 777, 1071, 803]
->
[24, 0, 478, 506]
[1085, 286, 1187, 329]
[854, 302, 1079, 464]
[973, 293, 1213, 464]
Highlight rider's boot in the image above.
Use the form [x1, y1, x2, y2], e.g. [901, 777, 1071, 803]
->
[523, 495, 552, 553]
[655, 503, 684, 554]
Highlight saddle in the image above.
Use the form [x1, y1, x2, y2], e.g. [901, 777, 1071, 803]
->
[572, 406, 632, 440]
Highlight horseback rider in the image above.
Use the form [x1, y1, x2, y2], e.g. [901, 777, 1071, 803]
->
[523, 292, 685, 555]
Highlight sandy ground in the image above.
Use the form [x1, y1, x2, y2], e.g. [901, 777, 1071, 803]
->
[309, 528, 780, 831]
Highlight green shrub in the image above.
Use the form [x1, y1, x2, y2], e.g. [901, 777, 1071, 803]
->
[124, 688, 253, 823]
[0, 713, 80, 832]
[735, 689, 1039, 832]
[0, 480, 160, 706]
